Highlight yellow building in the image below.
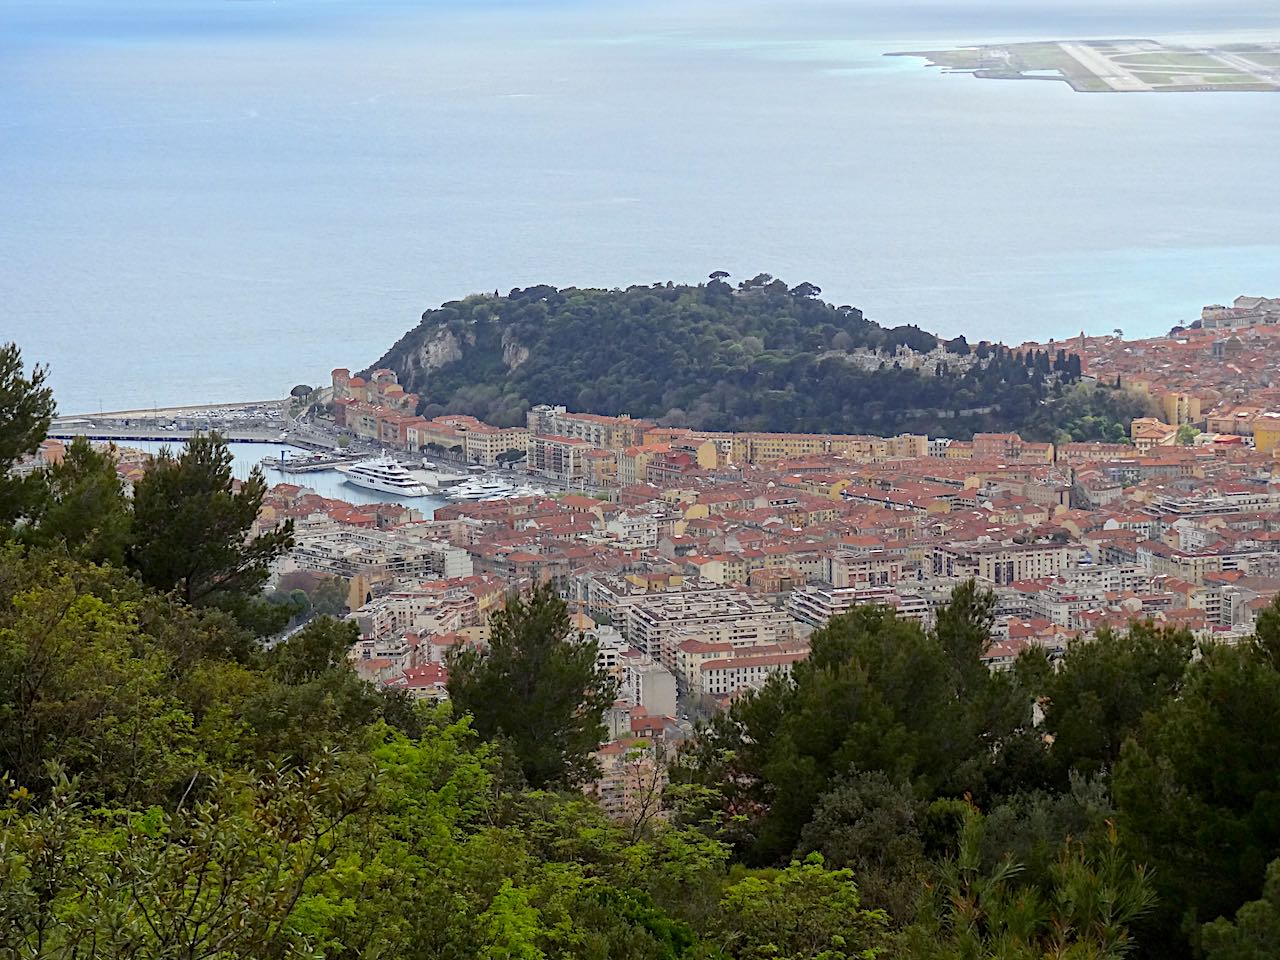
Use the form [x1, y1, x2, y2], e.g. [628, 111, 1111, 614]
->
[463, 425, 530, 465]
[1254, 414, 1280, 455]
[726, 431, 927, 465]
[1161, 392, 1203, 427]
[1130, 417, 1177, 454]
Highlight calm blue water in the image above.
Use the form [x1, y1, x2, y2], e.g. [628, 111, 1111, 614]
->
[3, 0, 1278, 414]
[122, 439, 448, 514]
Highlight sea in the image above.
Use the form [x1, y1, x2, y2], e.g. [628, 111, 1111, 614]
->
[3, 0, 1279, 415]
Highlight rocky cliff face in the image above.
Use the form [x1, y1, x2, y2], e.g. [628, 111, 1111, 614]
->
[501, 328, 530, 371]
[388, 326, 467, 387]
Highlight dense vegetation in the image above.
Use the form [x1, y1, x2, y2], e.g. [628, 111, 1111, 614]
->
[372, 275, 1152, 440]
[5, 341, 1280, 958]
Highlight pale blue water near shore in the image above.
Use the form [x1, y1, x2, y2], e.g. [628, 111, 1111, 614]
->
[3, 0, 1278, 414]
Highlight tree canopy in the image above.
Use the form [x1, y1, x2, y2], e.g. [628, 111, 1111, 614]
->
[128, 432, 295, 618]
[0, 343, 56, 526]
[371, 280, 1105, 438]
[447, 581, 617, 788]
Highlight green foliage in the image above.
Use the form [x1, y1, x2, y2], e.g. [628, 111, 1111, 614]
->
[312, 575, 348, 617]
[447, 581, 618, 788]
[1020, 380, 1161, 445]
[797, 772, 930, 922]
[24, 436, 132, 565]
[374, 281, 1084, 436]
[1114, 643, 1280, 954]
[684, 584, 1035, 863]
[128, 432, 294, 616]
[1201, 859, 1280, 960]
[0, 755, 376, 960]
[1250, 594, 1280, 670]
[900, 805, 1155, 959]
[1176, 423, 1201, 445]
[0, 343, 56, 527]
[0, 553, 199, 803]
[711, 853, 889, 959]
[1041, 622, 1194, 784]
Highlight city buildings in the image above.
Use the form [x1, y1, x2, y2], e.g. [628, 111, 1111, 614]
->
[311, 328, 1280, 820]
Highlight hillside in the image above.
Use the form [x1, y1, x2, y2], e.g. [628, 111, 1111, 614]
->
[370, 274, 1115, 439]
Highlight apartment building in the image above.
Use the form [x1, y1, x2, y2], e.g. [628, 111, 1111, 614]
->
[694, 649, 809, 698]
[972, 433, 1055, 464]
[463, 424, 530, 465]
[787, 584, 928, 628]
[1200, 296, 1280, 331]
[624, 589, 794, 669]
[284, 519, 473, 589]
[527, 405, 651, 450]
[620, 651, 678, 717]
[825, 550, 905, 589]
[931, 541, 1083, 585]
[728, 432, 926, 465]
[526, 434, 591, 482]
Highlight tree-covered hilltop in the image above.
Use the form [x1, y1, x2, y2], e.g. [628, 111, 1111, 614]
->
[371, 274, 1125, 438]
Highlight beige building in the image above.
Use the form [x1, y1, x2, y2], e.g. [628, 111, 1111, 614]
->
[463, 424, 530, 465]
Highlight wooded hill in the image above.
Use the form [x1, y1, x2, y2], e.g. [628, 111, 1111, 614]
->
[370, 274, 1153, 441]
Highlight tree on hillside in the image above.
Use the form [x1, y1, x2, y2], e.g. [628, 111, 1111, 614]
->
[128, 432, 294, 619]
[24, 435, 132, 565]
[1253, 595, 1280, 670]
[710, 853, 889, 959]
[1041, 623, 1194, 785]
[901, 804, 1154, 959]
[0, 342, 56, 527]
[797, 771, 930, 921]
[681, 583, 1032, 864]
[1114, 642, 1280, 956]
[1202, 858, 1280, 960]
[447, 581, 617, 787]
[0, 552, 198, 803]
[0, 756, 376, 959]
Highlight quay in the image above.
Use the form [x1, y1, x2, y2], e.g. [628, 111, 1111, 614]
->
[46, 425, 333, 451]
[49, 396, 337, 453]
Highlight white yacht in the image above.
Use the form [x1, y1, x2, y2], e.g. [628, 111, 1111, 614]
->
[447, 475, 518, 501]
[337, 456, 431, 497]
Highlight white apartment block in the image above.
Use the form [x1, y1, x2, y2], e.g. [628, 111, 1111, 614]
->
[624, 590, 795, 670]
[620, 651, 678, 717]
[787, 584, 928, 628]
[694, 649, 809, 699]
[286, 519, 473, 586]
[931, 541, 1083, 586]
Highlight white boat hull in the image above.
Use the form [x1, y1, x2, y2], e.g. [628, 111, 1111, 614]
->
[336, 460, 433, 498]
